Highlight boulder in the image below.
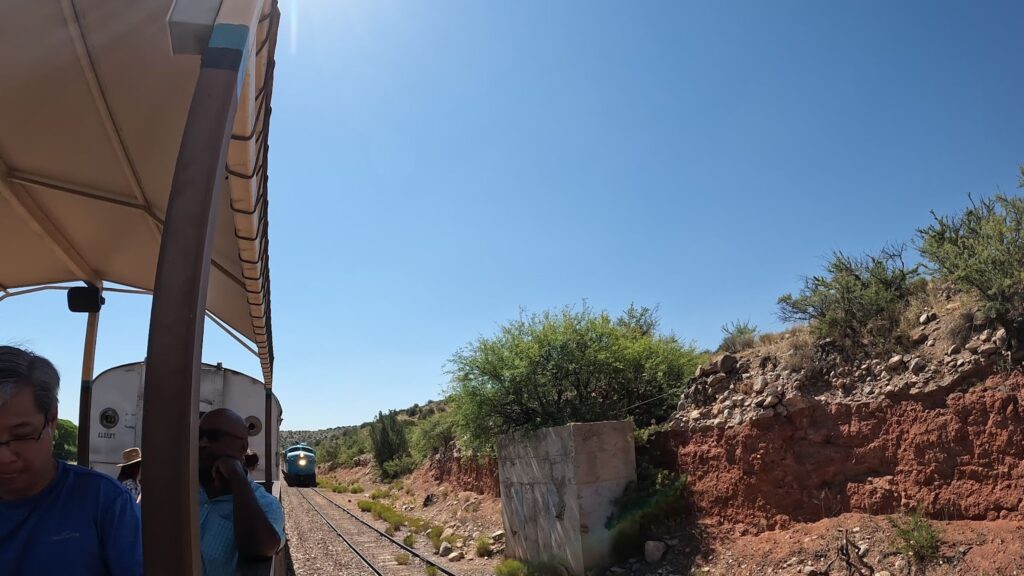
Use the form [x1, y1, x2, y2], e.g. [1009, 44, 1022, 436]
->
[965, 340, 982, 353]
[447, 551, 464, 562]
[919, 311, 938, 325]
[995, 328, 1008, 347]
[490, 530, 505, 542]
[886, 355, 905, 371]
[946, 344, 962, 356]
[644, 540, 668, 563]
[908, 358, 927, 374]
[715, 354, 739, 374]
[763, 394, 781, 408]
[707, 373, 728, 390]
[439, 541, 453, 556]
[910, 330, 929, 346]
[979, 342, 1000, 356]
[441, 527, 455, 540]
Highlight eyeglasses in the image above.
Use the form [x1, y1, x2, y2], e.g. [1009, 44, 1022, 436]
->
[0, 418, 50, 450]
[198, 428, 246, 443]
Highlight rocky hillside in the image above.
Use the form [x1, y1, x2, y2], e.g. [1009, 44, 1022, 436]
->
[665, 292, 1024, 532]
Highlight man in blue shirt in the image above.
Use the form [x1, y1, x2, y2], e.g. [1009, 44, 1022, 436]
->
[198, 408, 284, 575]
[0, 346, 143, 576]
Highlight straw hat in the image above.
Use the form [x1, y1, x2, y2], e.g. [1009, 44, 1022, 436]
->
[117, 447, 142, 467]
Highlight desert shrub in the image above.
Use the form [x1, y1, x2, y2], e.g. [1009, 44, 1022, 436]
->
[718, 320, 759, 353]
[425, 566, 439, 576]
[382, 454, 419, 480]
[395, 553, 411, 565]
[403, 533, 416, 547]
[348, 483, 364, 493]
[918, 191, 1024, 349]
[448, 304, 704, 453]
[475, 537, 493, 557]
[410, 411, 456, 461]
[358, 500, 409, 531]
[495, 559, 528, 576]
[778, 247, 925, 353]
[888, 506, 940, 562]
[385, 525, 396, 536]
[370, 488, 390, 500]
[427, 526, 445, 551]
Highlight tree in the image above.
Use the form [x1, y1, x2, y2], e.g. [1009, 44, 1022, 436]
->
[777, 246, 924, 352]
[368, 410, 409, 476]
[447, 304, 703, 454]
[53, 419, 78, 462]
[918, 192, 1024, 349]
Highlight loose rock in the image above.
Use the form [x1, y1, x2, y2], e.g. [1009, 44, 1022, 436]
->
[644, 541, 668, 563]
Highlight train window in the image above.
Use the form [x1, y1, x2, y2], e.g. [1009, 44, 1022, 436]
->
[99, 408, 119, 429]
[244, 415, 262, 436]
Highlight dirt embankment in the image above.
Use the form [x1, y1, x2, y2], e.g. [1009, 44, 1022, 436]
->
[427, 448, 500, 498]
[657, 372, 1024, 533]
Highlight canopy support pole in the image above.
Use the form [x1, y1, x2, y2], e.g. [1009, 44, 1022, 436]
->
[76, 309, 100, 466]
[265, 389, 273, 484]
[141, 24, 249, 575]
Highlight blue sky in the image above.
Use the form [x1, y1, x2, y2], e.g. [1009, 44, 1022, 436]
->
[3, 0, 1023, 430]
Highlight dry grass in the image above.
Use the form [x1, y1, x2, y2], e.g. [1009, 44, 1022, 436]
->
[757, 326, 817, 373]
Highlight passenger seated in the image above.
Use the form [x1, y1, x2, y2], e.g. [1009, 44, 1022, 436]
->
[244, 449, 259, 477]
[0, 346, 142, 576]
[116, 447, 142, 504]
[198, 408, 284, 575]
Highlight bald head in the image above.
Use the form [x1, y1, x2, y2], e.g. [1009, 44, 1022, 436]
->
[198, 408, 250, 476]
[200, 408, 248, 439]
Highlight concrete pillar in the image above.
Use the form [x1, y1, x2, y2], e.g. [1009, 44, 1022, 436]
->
[497, 421, 637, 576]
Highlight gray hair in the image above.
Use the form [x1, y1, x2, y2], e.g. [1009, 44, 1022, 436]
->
[0, 346, 60, 417]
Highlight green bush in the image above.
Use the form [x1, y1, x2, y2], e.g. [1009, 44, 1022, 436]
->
[495, 559, 528, 576]
[410, 411, 456, 460]
[348, 484, 364, 493]
[918, 191, 1024, 349]
[777, 247, 924, 353]
[887, 506, 940, 562]
[718, 320, 759, 354]
[369, 410, 410, 475]
[475, 537, 493, 557]
[395, 553, 411, 565]
[357, 500, 408, 531]
[382, 454, 419, 480]
[403, 533, 416, 547]
[370, 488, 391, 500]
[448, 304, 704, 453]
[425, 566, 439, 576]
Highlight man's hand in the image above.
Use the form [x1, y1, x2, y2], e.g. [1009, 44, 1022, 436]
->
[211, 457, 247, 492]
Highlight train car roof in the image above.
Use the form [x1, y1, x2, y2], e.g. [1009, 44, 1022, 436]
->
[0, 0, 279, 386]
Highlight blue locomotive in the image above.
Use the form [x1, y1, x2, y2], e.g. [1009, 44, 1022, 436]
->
[283, 443, 317, 487]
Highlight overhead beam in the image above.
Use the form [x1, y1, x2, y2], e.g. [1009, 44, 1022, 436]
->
[60, 0, 163, 242]
[168, 0, 225, 56]
[0, 160, 101, 287]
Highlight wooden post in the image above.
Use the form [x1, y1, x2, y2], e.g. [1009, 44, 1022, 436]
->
[76, 309, 100, 466]
[141, 21, 250, 574]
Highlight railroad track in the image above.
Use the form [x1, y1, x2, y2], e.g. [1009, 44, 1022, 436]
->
[295, 487, 461, 576]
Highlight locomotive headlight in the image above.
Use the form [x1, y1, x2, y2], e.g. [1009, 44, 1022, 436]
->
[298, 458, 307, 467]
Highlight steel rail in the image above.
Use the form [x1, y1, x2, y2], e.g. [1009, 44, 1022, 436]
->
[309, 488, 461, 576]
[295, 487, 384, 576]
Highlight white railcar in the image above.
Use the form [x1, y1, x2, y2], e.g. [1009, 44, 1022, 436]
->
[89, 362, 282, 483]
